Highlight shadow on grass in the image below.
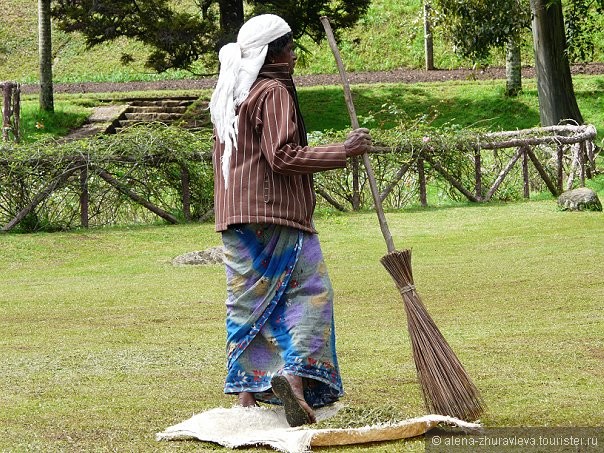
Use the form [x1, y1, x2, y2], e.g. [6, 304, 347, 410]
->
[20, 109, 90, 143]
[299, 83, 540, 133]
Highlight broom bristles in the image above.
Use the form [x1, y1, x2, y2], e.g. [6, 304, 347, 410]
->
[380, 249, 485, 421]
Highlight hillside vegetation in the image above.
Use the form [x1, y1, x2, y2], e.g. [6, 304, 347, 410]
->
[1, 0, 591, 84]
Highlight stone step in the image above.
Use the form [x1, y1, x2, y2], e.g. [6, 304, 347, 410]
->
[116, 120, 144, 129]
[124, 112, 184, 121]
[126, 105, 187, 114]
[117, 118, 181, 129]
[92, 96, 201, 134]
[129, 99, 195, 108]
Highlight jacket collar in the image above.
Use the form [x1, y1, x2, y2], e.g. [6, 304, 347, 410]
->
[258, 63, 295, 92]
[256, 62, 307, 146]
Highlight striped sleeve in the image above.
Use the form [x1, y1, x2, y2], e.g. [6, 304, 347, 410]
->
[258, 85, 347, 175]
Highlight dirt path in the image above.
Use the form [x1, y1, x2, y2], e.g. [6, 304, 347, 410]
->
[20, 63, 604, 95]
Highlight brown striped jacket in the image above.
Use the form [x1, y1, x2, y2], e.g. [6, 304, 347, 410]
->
[213, 63, 347, 233]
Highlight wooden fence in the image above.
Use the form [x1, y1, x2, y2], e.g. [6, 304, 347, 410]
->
[372, 124, 598, 208]
[0, 124, 599, 232]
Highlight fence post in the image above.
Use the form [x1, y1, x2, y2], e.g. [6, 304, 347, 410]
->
[13, 83, 20, 143]
[579, 142, 587, 186]
[474, 147, 482, 201]
[522, 146, 530, 199]
[181, 165, 191, 221]
[2, 82, 11, 141]
[352, 157, 360, 211]
[417, 154, 427, 207]
[556, 144, 564, 194]
[80, 165, 89, 228]
[1, 82, 20, 142]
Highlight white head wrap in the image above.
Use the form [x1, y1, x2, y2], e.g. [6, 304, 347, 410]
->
[209, 14, 292, 188]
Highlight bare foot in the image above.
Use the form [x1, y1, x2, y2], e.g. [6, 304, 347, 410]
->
[238, 392, 258, 407]
[270, 374, 316, 426]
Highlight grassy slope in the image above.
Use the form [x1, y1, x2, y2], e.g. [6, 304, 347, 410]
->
[301, 75, 604, 136]
[0, 0, 202, 83]
[8, 0, 604, 142]
[0, 0, 518, 83]
[1, 199, 602, 451]
[4, 0, 604, 83]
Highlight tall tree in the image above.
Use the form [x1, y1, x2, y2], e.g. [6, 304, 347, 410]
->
[530, 0, 583, 125]
[216, 0, 244, 45]
[431, 0, 530, 97]
[424, 2, 434, 70]
[564, 0, 604, 63]
[38, 0, 54, 112]
[52, 0, 371, 73]
[505, 35, 522, 97]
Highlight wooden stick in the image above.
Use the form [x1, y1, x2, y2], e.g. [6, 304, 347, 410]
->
[1, 165, 80, 232]
[526, 147, 560, 196]
[316, 187, 348, 212]
[94, 166, 179, 224]
[180, 164, 191, 221]
[557, 144, 564, 193]
[422, 153, 480, 202]
[484, 147, 523, 201]
[474, 147, 482, 200]
[320, 16, 396, 253]
[417, 155, 427, 207]
[379, 159, 414, 203]
[80, 165, 89, 228]
[522, 146, 530, 199]
[2, 83, 11, 141]
[13, 83, 21, 143]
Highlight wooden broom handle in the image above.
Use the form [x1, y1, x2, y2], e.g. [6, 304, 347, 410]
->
[320, 16, 396, 253]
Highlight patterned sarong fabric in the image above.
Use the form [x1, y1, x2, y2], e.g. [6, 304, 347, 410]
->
[221, 223, 343, 407]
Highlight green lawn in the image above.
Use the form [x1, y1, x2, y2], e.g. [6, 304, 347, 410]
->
[1, 198, 602, 451]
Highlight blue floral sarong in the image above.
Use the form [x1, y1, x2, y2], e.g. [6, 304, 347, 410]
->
[221, 223, 343, 408]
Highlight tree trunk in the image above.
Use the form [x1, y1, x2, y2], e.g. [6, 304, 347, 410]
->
[530, 0, 583, 126]
[218, 0, 244, 42]
[505, 36, 522, 96]
[424, 2, 434, 70]
[38, 0, 54, 112]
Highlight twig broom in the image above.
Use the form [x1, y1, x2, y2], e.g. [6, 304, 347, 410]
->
[320, 16, 485, 421]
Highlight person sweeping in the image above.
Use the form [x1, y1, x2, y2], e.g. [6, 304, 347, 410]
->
[209, 14, 372, 427]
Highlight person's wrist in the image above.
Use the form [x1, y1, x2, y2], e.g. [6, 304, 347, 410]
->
[344, 144, 356, 157]
[344, 142, 351, 156]
[346, 148, 361, 158]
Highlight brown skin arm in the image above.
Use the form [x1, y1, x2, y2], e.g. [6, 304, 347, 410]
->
[344, 128, 372, 157]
